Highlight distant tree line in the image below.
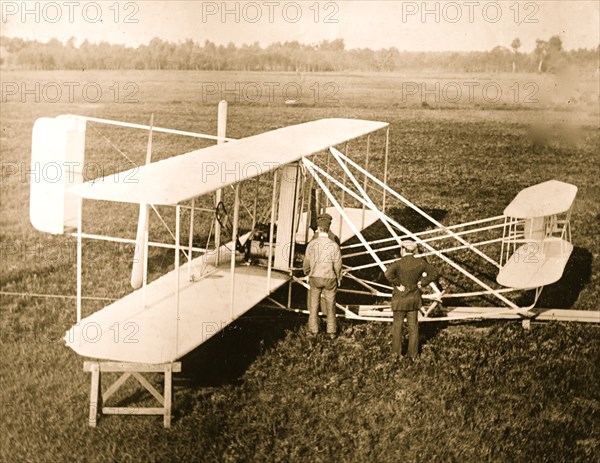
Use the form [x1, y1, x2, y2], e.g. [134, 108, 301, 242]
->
[1, 35, 598, 73]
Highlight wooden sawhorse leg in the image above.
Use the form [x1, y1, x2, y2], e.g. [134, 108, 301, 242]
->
[88, 362, 101, 427]
[83, 361, 181, 428]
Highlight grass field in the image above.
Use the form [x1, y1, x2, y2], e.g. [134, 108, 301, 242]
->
[1, 70, 599, 462]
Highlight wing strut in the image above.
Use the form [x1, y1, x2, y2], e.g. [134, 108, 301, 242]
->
[303, 156, 521, 312]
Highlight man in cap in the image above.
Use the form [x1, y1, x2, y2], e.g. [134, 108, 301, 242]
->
[384, 240, 439, 360]
[303, 214, 342, 338]
[313, 212, 340, 245]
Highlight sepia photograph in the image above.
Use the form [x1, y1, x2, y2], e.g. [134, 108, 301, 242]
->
[1, 1, 599, 462]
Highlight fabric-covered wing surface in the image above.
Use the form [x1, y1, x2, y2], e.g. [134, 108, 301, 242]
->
[70, 118, 388, 205]
[503, 180, 577, 218]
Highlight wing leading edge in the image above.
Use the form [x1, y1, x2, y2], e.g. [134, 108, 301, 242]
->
[70, 118, 388, 205]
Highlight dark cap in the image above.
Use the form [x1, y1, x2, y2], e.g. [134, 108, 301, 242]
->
[316, 213, 333, 223]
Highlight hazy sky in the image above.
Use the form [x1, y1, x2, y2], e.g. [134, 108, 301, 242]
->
[2, 1, 599, 52]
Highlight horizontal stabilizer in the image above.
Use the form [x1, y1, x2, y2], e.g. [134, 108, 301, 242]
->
[497, 238, 573, 289]
[504, 180, 577, 218]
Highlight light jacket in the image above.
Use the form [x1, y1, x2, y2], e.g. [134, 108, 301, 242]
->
[303, 233, 342, 280]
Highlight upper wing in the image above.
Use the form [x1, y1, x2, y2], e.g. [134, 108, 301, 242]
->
[70, 118, 388, 205]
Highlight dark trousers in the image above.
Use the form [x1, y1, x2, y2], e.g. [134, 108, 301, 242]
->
[392, 310, 419, 358]
[391, 293, 421, 358]
[308, 277, 337, 334]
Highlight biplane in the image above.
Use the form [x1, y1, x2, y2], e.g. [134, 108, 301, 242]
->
[29, 103, 597, 427]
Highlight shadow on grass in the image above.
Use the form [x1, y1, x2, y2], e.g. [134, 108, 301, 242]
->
[418, 321, 448, 355]
[517, 246, 593, 309]
[178, 307, 305, 387]
[109, 311, 305, 416]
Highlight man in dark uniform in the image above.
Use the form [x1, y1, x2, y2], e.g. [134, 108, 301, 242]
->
[384, 240, 439, 360]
